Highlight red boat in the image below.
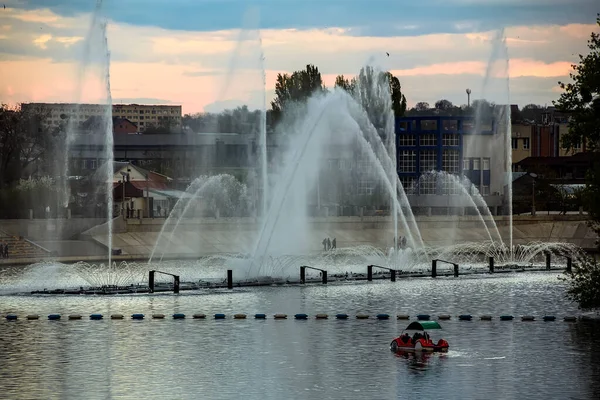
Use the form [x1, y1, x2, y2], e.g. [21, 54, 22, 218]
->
[390, 321, 449, 352]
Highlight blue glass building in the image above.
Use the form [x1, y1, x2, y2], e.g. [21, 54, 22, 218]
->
[396, 115, 495, 196]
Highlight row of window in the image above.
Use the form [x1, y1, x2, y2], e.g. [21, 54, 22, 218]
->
[463, 158, 490, 171]
[399, 176, 490, 196]
[397, 134, 460, 147]
[398, 150, 460, 173]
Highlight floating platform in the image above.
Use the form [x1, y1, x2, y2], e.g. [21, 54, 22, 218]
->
[28, 265, 564, 296]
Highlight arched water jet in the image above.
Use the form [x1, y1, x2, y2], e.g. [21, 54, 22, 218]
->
[149, 174, 250, 263]
[342, 93, 425, 250]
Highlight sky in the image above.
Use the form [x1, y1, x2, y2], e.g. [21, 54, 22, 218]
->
[0, 0, 598, 114]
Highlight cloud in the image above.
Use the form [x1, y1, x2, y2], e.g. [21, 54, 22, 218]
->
[182, 70, 221, 77]
[33, 34, 52, 49]
[17, 0, 599, 36]
[0, 5, 596, 113]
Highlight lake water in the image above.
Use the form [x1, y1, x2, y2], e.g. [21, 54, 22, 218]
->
[1, 272, 599, 399]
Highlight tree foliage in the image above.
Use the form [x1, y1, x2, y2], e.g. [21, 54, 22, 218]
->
[334, 74, 356, 92]
[414, 102, 429, 112]
[434, 99, 454, 111]
[563, 257, 600, 312]
[554, 15, 600, 152]
[334, 68, 407, 119]
[554, 16, 600, 245]
[0, 104, 57, 189]
[270, 64, 324, 123]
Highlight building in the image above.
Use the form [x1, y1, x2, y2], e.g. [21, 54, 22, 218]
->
[112, 104, 182, 133]
[511, 106, 584, 168]
[395, 115, 505, 214]
[21, 103, 182, 133]
[70, 132, 260, 182]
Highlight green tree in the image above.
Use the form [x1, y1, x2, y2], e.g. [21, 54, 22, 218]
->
[0, 104, 54, 189]
[386, 72, 407, 118]
[434, 99, 454, 111]
[334, 74, 356, 92]
[563, 257, 600, 312]
[554, 15, 600, 243]
[414, 102, 430, 112]
[554, 14, 600, 151]
[270, 64, 324, 123]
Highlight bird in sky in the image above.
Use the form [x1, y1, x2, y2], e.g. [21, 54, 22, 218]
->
[386, 52, 390, 57]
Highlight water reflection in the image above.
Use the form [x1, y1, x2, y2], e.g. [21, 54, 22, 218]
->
[0, 273, 598, 399]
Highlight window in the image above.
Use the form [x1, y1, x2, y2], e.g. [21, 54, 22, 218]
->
[523, 138, 530, 150]
[442, 134, 459, 146]
[400, 177, 416, 193]
[420, 134, 437, 146]
[419, 176, 436, 195]
[357, 159, 371, 171]
[442, 149, 459, 174]
[328, 159, 337, 170]
[463, 159, 470, 171]
[140, 116, 144, 120]
[358, 180, 375, 195]
[442, 178, 460, 195]
[151, 110, 156, 114]
[398, 150, 416, 173]
[398, 134, 416, 147]
[473, 158, 481, 170]
[511, 138, 518, 149]
[139, 110, 144, 114]
[481, 185, 490, 196]
[420, 150, 436, 172]
[575, 140, 582, 150]
[482, 158, 490, 171]
[442, 120, 458, 131]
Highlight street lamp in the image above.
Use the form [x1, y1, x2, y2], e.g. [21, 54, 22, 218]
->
[529, 172, 537, 216]
[466, 88, 471, 108]
[120, 171, 128, 218]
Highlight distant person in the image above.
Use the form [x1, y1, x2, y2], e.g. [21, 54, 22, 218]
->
[322, 238, 327, 251]
[326, 238, 331, 250]
[402, 237, 407, 248]
[332, 238, 336, 250]
[0, 243, 4, 258]
[157, 205, 162, 217]
[4, 243, 8, 259]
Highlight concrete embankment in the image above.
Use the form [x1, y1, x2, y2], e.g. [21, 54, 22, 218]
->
[88, 214, 598, 259]
[1, 214, 597, 265]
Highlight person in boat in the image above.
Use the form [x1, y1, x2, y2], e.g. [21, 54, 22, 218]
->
[400, 333, 411, 344]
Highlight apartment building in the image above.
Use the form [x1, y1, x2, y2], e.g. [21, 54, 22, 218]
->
[21, 103, 182, 133]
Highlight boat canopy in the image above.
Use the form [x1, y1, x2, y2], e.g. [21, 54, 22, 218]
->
[405, 321, 442, 331]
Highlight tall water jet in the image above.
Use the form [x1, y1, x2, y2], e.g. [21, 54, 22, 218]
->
[259, 33, 268, 218]
[100, 21, 114, 264]
[468, 28, 512, 256]
[247, 83, 427, 277]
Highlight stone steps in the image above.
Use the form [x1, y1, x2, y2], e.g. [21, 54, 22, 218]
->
[0, 235, 49, 259]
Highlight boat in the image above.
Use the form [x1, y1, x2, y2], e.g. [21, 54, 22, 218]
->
[390, 321, 449, 352]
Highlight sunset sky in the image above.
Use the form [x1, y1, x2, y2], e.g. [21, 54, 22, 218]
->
[0, 0, 598, 114]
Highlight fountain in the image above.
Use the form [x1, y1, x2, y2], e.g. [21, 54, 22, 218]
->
[1, 19, 586, 295]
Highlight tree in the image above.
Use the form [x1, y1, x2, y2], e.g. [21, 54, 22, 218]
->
[386, 72, 407, 117]
[554, 14, 600, 152]
[354, 66, 407, 131]
[521, 104, 543, 123]
[414, 102, 430, 112]
[334, 74, 356, 92]
[270, 64, 324, 123]
[434, 99, 454, 111]
[563, 257, 600, 312]
[0, 104, 55, 189]
[554, 15, 600, 244]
